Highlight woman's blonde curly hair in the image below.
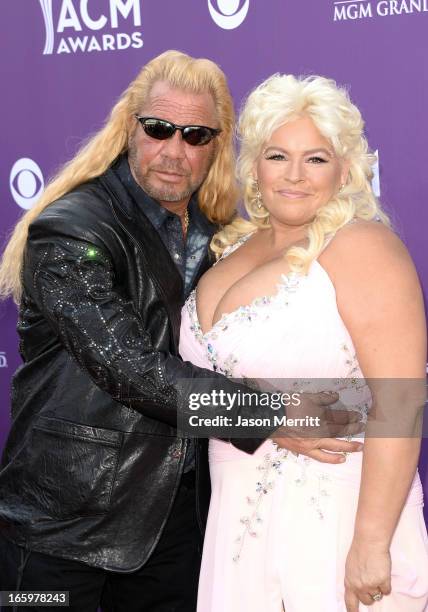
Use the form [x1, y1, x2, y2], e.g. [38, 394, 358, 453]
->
[211, 74, 389, 271]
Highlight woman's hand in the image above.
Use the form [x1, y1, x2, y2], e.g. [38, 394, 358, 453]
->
[271, 436, 363, 463]
[344, 538, 392, 611]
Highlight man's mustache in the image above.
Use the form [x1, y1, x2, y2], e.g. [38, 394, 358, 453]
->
[149, 163, 190, 177]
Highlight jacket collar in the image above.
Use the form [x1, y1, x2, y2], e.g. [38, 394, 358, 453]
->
[97, 163, 184, 316]
[112, 154, 216, 237]
[113, 155, 171, 231]
[103, 155, 217, 299]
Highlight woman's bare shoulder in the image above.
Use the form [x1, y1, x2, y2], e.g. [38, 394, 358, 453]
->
[321, 220, 414, 279]
[327, 219, 400, 251]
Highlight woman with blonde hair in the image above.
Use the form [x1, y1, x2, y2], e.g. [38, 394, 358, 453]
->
[179, 74, 428, 610]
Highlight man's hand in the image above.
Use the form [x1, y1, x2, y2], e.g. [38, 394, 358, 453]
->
[271, 391, 364, 462]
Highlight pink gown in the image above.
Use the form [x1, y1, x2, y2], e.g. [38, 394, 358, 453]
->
[179, 233, 428, 612]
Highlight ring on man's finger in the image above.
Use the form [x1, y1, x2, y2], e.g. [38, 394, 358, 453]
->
[370, 591, 383, 602]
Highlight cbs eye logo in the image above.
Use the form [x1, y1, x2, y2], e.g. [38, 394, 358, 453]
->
[208, 0, 249, 29]
[9, 158, 44, 210]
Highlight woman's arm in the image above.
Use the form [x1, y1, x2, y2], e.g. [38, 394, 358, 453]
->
[321, 221, 426, 611]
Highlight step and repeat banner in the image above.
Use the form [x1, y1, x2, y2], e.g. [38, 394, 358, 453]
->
[1, 1, 427, 516]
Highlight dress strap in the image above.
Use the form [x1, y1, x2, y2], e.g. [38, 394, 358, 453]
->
[321, 218, 361, 253]
[215, 232, 255, 265]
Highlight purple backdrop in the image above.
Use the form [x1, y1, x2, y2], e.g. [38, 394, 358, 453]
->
[1, 0, 427, 519]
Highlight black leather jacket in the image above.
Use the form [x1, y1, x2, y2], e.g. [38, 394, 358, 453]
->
[0, 166, 263, 572]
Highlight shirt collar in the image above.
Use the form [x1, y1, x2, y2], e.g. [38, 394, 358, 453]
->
[113, 155, 168, 230]
[112, 154, 216, 236]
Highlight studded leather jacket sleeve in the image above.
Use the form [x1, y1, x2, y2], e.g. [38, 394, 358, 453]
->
[27, 236, 187, 426]
[25, 234, 270, 450]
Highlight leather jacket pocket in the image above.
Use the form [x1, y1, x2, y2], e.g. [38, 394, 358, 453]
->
[22, 416, 122, 518]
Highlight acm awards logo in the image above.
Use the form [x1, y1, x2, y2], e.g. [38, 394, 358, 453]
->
[9, 158, 45, 211]
[208, 0, 249, 29]
[39, 0, 143, 55]
[0, 352, 8, 369]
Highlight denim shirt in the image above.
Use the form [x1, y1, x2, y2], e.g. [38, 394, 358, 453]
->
[114, 155, 217, 469]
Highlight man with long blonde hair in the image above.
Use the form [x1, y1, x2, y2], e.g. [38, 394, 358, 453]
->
[0, 50, 248, 611]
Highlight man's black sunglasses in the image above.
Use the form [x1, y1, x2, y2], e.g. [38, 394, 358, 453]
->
[135, 116, 221, 146]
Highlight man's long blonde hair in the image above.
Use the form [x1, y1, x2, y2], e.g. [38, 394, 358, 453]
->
[0, 50, 238, 303]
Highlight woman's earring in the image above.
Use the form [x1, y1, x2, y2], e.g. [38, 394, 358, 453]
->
[339, 183, 345, 193]
[255, 181, 263, 209]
